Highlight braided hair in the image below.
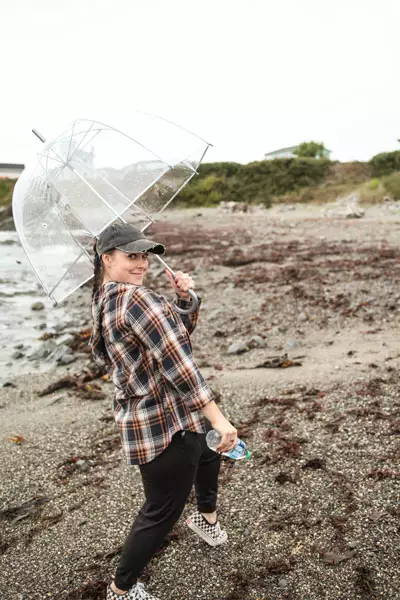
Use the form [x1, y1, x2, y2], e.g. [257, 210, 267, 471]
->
[91, 239, 104, 303]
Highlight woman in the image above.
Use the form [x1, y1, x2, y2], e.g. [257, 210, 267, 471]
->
[89, 221, 238, 600]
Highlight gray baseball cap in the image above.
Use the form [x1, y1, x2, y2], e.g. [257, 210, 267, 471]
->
[95, 222, 165, 256]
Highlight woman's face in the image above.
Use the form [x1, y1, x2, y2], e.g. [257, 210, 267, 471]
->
[102, 249, 150, 286]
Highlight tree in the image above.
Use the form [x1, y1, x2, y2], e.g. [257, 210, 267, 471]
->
[293, 141, 328, 159]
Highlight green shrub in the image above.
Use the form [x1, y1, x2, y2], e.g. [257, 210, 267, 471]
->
[367, 178, 380, 190]
[175, 158, 332, 207]
[369, 150, 400, 176]
[382, 172, 400, 199]
[176, 174, 228, 207]
[293, 141, 329, 159]
[0, 178, 16, 208]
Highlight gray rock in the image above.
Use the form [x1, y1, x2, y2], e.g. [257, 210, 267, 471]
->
[34, 323, 47, 330]
[14, 343, 24, 349]
[56, 333, 75, 347]
[11, 351, 24, 359]
[27, 340, 57, 361]
[278, 577, 289, 588]
[56, 350, 77, 365]
[31, 301, 45, 311]
[75, 459, 90, 472]
[248, 335, 265, 349]
[227, 341, 249, 355]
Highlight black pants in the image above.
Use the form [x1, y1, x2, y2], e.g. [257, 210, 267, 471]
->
[114, 428, 222, 590]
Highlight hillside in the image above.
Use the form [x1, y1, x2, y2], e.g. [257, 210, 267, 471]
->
[2, 151, 400, 231]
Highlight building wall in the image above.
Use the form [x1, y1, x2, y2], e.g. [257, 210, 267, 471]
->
[0, 166, 24, 179]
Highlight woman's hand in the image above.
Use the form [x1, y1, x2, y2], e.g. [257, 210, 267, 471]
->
[164, 269, 194, 299]
[200, 401, 238, 454]
[210, 417, 238, 454]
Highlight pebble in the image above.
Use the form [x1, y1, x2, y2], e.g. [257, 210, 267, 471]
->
[227, 341, 249, 355]
[31, 301, 45, 311]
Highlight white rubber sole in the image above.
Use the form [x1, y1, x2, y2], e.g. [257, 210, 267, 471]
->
[186, 516, 228, 546]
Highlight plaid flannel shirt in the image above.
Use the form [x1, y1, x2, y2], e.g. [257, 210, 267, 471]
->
[89, 281, 213, 465]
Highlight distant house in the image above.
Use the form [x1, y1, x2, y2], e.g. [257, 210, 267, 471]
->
[264, 145, 331, 160]
[0, 163, 25, 178]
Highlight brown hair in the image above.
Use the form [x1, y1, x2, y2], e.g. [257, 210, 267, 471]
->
[92, 240, 109, 303]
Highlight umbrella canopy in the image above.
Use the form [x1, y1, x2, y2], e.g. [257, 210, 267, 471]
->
[12, 114, 211, 304]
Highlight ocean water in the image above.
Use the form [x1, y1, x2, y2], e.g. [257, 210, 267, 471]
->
[0, 230, 89, 382]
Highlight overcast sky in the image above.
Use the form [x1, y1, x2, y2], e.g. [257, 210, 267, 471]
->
[2, 0, 399, 165]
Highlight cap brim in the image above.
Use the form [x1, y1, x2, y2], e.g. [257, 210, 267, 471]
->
[116, 238, 165, 255]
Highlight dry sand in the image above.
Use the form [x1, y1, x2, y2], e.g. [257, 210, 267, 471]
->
[1, 204, 399, 600]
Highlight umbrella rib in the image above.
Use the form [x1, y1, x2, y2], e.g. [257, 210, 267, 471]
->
[66, 120, 78, 164]
[67, 122, 101, 163]
[94, 165, 171, 236]
[79, 118, 172, 166]
[48, 251, 83, 297]
[136, 109, 214, 147]
[140, 170, 197, 233]
[69, 167, 122, 219]
[52, 271, 94, 305]
[89, 170, 156, 223]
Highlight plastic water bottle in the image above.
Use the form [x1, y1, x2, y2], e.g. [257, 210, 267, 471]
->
[206, 429, 252, 460]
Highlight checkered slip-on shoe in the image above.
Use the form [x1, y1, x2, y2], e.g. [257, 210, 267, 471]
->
[106, 582, 131, 600]
[106, 580, 161, 600]
[186, 510, 228, 546]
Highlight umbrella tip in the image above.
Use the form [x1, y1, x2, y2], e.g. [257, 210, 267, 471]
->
[32, 129, 46, 143]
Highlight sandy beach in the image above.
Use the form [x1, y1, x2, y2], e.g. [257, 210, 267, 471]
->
[1, 204, 399, 600]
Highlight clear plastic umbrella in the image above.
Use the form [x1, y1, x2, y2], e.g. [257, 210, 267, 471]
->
[12, 113, 212, 311]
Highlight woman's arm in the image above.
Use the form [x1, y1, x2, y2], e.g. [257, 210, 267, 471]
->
[126, 287, 213, 412]
[200, 400, 238, 454]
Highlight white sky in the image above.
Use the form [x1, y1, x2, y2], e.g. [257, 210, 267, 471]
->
[2, 0, 400, 165]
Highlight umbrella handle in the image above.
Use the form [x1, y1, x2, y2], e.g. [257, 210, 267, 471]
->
[173, 288, 199, 315]
[154, 254, 199, 315]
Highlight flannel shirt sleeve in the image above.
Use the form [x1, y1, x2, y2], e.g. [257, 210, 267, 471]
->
[126, 288, 213, 412]
[174, 294, 202, 334]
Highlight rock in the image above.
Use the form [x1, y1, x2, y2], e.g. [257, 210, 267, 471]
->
[248, 335, 265, 348]
[34, 323, 47, 330]
[31, 301, 45, 311]
[55, 349, 77, 365]
[11, 351, 24, 359]
[55, 333, 75, 347]
[14, 343, 24, 349]
[75, 459, 90, 472]
[227, 341, 249, 355]
[27, 340, 57, 361]
[298, 312, 308, 322]
[3, 381, 16, 388]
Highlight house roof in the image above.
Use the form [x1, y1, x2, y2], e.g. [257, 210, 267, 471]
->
[265, 146, 331, 157]
[0, 163, 25, 170]
[265, 146, 299, 156]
